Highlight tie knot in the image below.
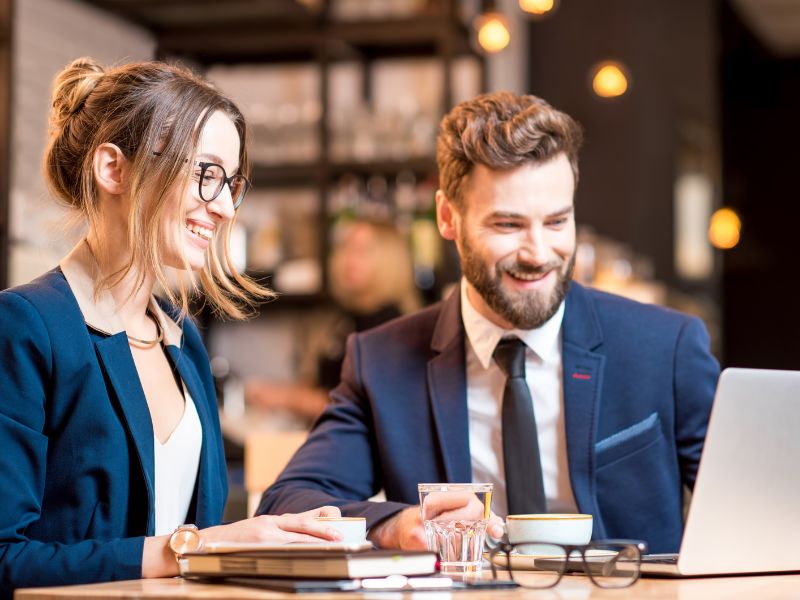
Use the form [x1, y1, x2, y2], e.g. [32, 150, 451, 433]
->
[493, 337, 527, 379]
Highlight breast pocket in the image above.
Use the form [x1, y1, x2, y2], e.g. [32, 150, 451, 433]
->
[595, 412, 664, 470]
[594, 412, 681, 549]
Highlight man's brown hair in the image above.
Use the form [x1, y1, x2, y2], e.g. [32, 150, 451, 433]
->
[436, 91, 583, 206]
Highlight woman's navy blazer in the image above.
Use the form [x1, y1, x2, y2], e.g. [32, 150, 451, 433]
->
[0, 243, 227, 595]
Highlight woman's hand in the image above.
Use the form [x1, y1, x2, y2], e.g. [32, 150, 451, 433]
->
[142, 505, 343, 578]
[201, 506, 344, 545]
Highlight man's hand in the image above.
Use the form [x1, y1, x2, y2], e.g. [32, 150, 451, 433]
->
[486, 513, 505, 541]
[421, 491, 505, 540]
[367, 505, 505, 549]
[368, 507, 426, 549]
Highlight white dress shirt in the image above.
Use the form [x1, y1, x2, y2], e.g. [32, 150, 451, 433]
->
[154, 385, 203, 536]
[461, 278, 577, 517]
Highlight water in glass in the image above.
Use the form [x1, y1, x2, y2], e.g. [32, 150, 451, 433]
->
[418, 483, 493, 574]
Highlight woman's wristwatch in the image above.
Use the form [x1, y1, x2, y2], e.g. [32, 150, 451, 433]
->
[168, 524, 202, 562]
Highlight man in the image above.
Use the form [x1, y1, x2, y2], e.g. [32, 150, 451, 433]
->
[258, 92, 719, 554]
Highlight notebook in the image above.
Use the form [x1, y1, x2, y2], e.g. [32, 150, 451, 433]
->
[637, 368, 800, 576]
[178, 545, 438, 580]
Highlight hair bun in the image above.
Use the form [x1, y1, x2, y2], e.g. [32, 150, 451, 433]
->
[50, 57, 106, 130]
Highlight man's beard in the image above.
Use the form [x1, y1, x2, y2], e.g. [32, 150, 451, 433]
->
[460, 234, 575, 330]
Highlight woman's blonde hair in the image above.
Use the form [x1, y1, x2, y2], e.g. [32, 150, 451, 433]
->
[44, 57, 274, 320]
[328, 219, 419, 315]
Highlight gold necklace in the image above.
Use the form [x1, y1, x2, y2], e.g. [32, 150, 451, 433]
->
[127, 311, 164, 348]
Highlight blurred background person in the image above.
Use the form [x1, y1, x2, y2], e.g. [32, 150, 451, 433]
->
[245, 218, 420, 423]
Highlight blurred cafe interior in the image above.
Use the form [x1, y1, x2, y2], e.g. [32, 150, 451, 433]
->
[1, 0, 799, 519]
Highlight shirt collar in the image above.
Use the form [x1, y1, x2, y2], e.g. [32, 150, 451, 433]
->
[460, 277, 565, 369]
[59, 240, 183, 347]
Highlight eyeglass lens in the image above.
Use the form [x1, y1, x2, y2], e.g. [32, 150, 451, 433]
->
[583, 542, 641, 588]
[198, 162, 248, 207]
[498, 541, 640, 589]
[503, 543, 566, 588]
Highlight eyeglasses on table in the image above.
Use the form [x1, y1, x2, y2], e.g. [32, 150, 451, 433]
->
[488, 539, 648, 589]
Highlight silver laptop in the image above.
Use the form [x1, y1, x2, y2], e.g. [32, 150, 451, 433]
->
[640, 367, 800, 576]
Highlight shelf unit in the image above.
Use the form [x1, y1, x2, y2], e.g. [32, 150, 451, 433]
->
[80, 0, 485, 308]
[250, 157, 437, 189]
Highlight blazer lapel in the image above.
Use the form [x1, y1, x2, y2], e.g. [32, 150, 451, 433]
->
[59, 242, 219, 529]
[93, 332, 156, 534]
[166, 344, 221, 528]
[427, 290, 472, 483]
[561, 283, 608, 538]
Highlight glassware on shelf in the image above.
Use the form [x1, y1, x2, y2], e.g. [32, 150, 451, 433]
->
[328, 58, 446, 164]
[235, 188, 322, 295]
[332, 0, 431, 21]
[207, 64, 321, 166]
[273, 258, 323, 296]
[326, 171, 437, 225]
[394, 170, 418, 216]
[235, 191, 284, 273]
[575, 226, 666, 306]
[351, 105, 378, 162]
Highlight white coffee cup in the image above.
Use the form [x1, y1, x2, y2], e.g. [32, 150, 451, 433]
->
[314, 516, 367, 544]
[506, 513, 593, 555]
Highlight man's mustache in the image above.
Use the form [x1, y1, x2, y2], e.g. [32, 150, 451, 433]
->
[500, 260, 562, 277]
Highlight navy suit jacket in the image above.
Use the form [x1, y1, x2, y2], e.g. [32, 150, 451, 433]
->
[0, 268, 226, 596]
[259, 283, 719, 553]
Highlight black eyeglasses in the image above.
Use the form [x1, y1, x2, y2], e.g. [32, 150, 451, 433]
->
[488, 539, 647, 589]
[194, 161, 251, 209]
[150, 151, 251, 210]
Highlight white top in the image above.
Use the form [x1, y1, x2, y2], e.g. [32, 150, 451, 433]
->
[154, 385, 203, 536]
[461, 278, 578, 518]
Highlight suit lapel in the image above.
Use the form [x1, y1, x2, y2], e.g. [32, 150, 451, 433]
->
[427, 291, 472, 482]
[59, 243, 217, 528]
[424, 283, 608, 531]
[561, 283, 607, 537]
[93, 332, 156, 534]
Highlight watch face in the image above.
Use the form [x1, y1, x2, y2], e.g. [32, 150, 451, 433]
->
[170, 526, 201, 555]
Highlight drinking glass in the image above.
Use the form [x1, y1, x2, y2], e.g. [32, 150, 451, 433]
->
[418, 483, 493, 574]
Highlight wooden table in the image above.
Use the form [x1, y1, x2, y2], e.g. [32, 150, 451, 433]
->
[14, 574, 800, 600]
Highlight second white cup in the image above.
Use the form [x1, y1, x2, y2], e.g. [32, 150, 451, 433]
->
[314, 516, 367, 544]
[506, 513, 593, 555]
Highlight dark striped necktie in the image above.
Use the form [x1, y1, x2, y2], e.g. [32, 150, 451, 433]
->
[494, 337, 547, 515]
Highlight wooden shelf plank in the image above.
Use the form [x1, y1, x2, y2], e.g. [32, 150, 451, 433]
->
[156, 17, 477, 64]
[329, 156, 438, 176]
[250, 163, 321, 188]
[250, 157, 437, 189]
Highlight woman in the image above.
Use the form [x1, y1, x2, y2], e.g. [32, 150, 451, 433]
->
[0, 58, 342, 595]
[318, 218, 420, 388]
[245, 218, 420, 421]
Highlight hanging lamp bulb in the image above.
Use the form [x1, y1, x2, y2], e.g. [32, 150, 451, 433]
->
[475, 0, 511, 53]
[709, 207, 742, 250]
[519, 0, 558, 17]
[590, 61, 630, 98]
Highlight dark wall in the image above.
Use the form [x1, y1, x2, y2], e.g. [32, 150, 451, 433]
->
[720, 2, 800, 368]
[526, 0, 719, 293]
[0, 0, 10, 290]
